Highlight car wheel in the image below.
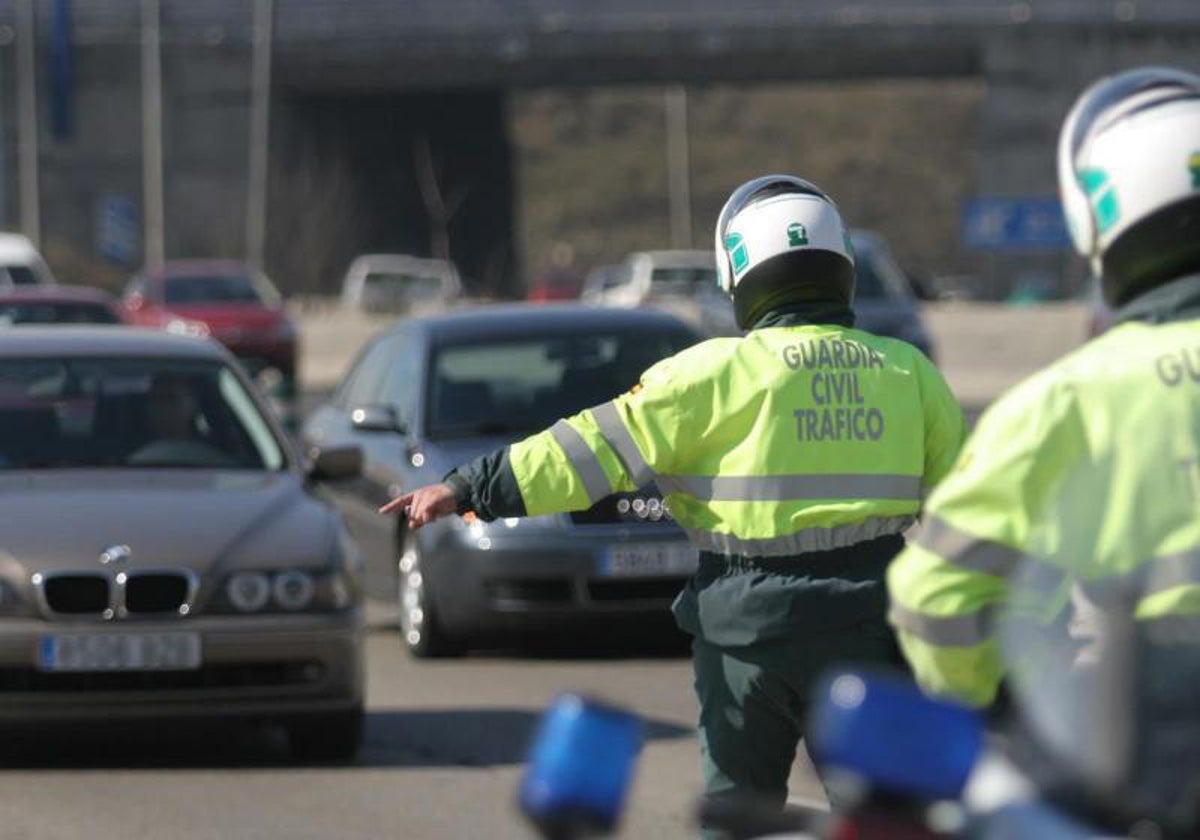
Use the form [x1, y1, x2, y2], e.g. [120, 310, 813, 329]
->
[398, 533, 462, 658]
[287, 708, 363, 763]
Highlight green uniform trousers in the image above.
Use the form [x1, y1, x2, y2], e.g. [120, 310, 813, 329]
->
[692, 622, 897, 838]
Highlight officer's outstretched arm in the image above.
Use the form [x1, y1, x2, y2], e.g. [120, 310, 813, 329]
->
[395, 361, 691, 524]
[506, 370, 686, 517]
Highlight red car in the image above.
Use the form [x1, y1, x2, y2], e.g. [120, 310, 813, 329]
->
[0, 285, 124, 325]
[122, 261, 298, 386]
[526, 268, 584, 303]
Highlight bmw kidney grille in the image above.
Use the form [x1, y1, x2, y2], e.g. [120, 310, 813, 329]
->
[36, 569, 196, 618]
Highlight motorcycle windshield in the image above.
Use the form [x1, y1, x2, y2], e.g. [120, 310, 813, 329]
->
[997, 527, 1200, 833]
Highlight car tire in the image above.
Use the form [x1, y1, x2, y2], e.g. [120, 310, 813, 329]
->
[287, 708, 364, 763]
[397, 532, 463, 658]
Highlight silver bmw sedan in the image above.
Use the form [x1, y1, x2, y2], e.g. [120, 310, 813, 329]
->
[0, 327, 364, 761]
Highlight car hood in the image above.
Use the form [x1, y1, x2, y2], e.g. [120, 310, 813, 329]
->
[0, 470, 337, 578]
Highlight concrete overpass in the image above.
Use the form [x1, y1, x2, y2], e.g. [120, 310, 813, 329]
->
[0, 1, 1198, 294]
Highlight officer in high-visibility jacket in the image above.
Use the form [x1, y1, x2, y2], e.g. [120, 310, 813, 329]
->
[382, 175, 966, 823]
[888, 67, 1200, 708]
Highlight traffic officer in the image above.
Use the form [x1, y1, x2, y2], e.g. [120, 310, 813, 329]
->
[382, 174, 966, 827]
[888, 67, 1200, 708]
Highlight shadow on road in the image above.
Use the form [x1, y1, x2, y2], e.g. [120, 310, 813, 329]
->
[361, 707, 691, 768]
[0, 707, 691, 771]
[366, 602, 692, 660]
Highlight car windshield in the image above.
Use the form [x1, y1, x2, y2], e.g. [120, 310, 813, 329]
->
[163, 273, 278, 306]
[649, 265, 718, 297]
[361, 272, 451, 310]
[0, 301, 119, 325]
[851, 238, 913, 302]
[426, 329, 696, 439]
[0, 358, 285, 470]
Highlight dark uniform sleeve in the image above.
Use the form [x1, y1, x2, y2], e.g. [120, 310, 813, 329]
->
[443, 447, 527, 521]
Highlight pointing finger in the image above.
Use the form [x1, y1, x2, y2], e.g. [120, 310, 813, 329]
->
[379, 492, 414, 516]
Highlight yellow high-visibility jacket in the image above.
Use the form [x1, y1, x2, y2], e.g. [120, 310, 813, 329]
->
[889, 279, 1200, 707]
[507, 324, 964, 554]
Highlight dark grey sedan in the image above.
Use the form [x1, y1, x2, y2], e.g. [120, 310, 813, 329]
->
[850, 230, 937, 360]
[304, 304, 702, 657]
[0, 328, 365, 760]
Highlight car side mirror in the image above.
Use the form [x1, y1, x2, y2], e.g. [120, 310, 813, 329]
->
[350, 404, 406, 434]
[307, 444, 363, 481]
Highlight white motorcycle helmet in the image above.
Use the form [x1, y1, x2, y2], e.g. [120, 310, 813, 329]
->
[1058, 66, 1200, 306]
[714, 175, 855, 329]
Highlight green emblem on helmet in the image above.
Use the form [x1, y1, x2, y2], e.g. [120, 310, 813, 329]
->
[787, 222, 809, 247]
[1191, 152, 1200, 189]
[1079, 167, 1120, 235]
[725, 232, 749, 276]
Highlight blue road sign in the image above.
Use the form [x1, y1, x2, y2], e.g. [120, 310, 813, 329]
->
[96, 193, 140, 266]
[962, 197, 1071, 250]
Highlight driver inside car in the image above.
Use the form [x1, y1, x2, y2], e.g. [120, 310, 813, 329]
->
[129, 373, 232, 466]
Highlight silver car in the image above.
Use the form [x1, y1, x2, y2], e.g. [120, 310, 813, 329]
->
[304, 304, 702, 657]
[0, 328, 365, 760]
[581, 236, 937, 358]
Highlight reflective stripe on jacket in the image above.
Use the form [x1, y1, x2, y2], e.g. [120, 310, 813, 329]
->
[888, 307, 1200, 708]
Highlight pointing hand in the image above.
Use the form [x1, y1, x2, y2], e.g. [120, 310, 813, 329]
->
[378, 483, 459, 530]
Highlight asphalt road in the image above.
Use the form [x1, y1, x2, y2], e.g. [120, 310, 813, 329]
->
[0, 627, 739, 840]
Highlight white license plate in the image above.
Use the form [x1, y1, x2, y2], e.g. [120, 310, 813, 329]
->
[601, 543, 698, 578]
[37, 632, 202, 673]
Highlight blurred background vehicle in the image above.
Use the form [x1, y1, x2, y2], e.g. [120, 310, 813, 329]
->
[303, 304, 701, 657]
[339, 253, 461, 315]
[122, 260, 299, 386]
[526, 266, 585, 303]
[581, 264, 628, 301]
[0, 327, 365, 761]
[0, 285, 122, 325]
[0, 233, 55, 288]
[577, 236, 937, 357]
[580, 250, 738, 337]
[581, 250, 717, 309]
[850, 231, 937, 360]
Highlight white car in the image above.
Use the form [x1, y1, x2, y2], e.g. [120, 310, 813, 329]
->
[581, 250, 738, 337]
[0, 233, 55, 288]
[339, 254, 461, 315]
[583, 236, 936, 356]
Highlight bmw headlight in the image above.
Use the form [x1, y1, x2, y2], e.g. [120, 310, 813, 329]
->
[227, 571, 271, 612]
[272, 570, 314, 611]
[219, 568, 356, 613]
[616, 494, 672, 522]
